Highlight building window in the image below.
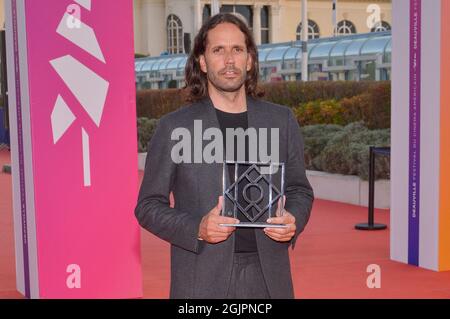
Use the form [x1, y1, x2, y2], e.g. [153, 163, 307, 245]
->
[296, 19, 320, 40]
[261, 6, 270, 44]
[220, 5, 253, 29]
[167, 14, 183, 54]
[336, 20, 357, 35]
[371, 21, 391, 32]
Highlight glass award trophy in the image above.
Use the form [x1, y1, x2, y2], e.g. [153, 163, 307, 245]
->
[220, 161, 287, 228]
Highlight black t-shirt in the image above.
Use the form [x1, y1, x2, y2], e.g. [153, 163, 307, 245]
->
[215, 108, 257, 253]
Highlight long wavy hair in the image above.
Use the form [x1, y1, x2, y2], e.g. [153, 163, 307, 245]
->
[184, 13, 264, 102]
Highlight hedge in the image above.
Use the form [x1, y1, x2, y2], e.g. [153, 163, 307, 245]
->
[259, 81, 386, 107]
[136, 81, 391, 129]
[292, 86, 391, 129]
[136, 89, 188, 120]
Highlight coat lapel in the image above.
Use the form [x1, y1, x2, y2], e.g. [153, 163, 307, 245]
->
[198, 96, 220, 130]
[192, 97, 224, 204]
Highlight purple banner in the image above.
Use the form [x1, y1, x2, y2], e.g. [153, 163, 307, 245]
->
[408, 0, 421, 266]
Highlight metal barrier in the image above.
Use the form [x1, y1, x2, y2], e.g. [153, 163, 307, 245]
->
[355, 146, 390, 230]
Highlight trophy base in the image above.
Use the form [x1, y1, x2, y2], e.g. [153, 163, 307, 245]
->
[220, 222, 287, 228]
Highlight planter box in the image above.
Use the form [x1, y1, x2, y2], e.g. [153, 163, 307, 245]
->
[306, 170, 390, 209]
[137, 153, 390, 209]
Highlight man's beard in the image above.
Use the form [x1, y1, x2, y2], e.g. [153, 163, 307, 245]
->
[207, 66, 247, 93]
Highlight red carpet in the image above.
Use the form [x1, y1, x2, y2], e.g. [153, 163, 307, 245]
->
[1, 148, 450, 299]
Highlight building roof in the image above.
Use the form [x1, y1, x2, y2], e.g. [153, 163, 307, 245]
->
[135, 31, 392, 76]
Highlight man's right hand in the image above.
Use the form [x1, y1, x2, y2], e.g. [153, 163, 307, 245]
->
[198, 196, 239, 244]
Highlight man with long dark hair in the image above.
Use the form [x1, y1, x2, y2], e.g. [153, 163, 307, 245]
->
[135, 13, 314, 299]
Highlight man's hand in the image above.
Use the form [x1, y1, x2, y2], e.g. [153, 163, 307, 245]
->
[198, 196, 240, 244]
[264, 197, 296, 242]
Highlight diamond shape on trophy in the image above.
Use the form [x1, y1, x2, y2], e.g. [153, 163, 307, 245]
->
[222, 161, 286, 228]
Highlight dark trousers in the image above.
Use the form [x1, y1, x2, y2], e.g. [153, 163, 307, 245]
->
[226, 252, 270, 299]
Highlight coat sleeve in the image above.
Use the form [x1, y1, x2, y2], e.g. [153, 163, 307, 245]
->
[283, 109, 314, 249]
[134, 116, 203, 253]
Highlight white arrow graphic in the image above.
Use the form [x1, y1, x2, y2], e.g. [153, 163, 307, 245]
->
[50, 55, 109, 128]
[51, 95, 76, 144]
[74, 0, 91, 11]
[57, 12, 105, 63]
[50, 2, 109, 187]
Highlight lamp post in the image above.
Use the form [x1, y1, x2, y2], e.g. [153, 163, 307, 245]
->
[301, 0, 308, 81]
[332, 0, 338, 36]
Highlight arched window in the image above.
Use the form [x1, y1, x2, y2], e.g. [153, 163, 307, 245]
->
[296, 19, 320, 40]
[167, 14, 183, 54]
[371, 21, 391, 32]
[336, 20, 357, 35]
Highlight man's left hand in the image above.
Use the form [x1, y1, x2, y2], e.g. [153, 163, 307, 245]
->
[264, 198, 296, 242]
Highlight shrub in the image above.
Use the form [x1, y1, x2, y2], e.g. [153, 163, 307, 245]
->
[294, 99, 346, 126]
[137, 117, 159, 152]
[366, 83, 391, 129]
[303, 122, 390, 180]
[340, 83, 391, 129]
[301, 124, 343, 170]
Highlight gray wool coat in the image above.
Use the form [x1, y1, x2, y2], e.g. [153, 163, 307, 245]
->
[135, 95, 314, 299]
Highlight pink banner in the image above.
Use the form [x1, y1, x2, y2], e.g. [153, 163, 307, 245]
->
[8, 0, 142, 298]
